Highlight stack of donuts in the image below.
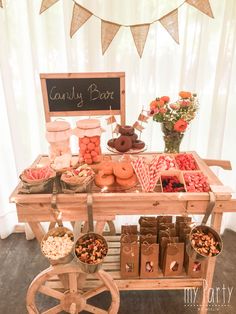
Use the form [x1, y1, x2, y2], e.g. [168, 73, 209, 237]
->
[94, 159, 137, 188]
[107, 125, 145, 153]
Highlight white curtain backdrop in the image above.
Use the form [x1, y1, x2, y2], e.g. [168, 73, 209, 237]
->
[0, 0, 236, 238]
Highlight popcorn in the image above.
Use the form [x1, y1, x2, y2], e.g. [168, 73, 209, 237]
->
[41, 233, 74, 260]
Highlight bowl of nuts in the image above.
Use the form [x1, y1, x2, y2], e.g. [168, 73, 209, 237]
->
[186, 225, 223, 261]
[74, 233, 108, 273]
[41, 227, 74, 265]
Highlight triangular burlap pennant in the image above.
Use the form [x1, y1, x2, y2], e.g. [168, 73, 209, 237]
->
[70, 3, 92, 37]
[159, 9, 179, 44]
[186, 0, 214, 18]
[138, 113, 149, 123]
[101, 20, 120, 55]
[106, 115, 116, 125]
[130, 24, 150, 58]
[133, 121, 145, 132]
[40, 0, 59, 14]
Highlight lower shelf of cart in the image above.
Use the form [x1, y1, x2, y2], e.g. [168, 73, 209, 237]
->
[45, 235, 205, 291]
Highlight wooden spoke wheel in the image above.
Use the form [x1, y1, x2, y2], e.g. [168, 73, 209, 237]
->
[26, 265, 120, 314]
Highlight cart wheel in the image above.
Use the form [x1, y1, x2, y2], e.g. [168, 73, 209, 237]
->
[26, 265, 120, 314]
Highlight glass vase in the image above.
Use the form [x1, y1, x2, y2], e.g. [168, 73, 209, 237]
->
[161, 123, 184, 153]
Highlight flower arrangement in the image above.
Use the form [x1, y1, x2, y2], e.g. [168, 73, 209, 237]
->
[149, 91, 198, 153]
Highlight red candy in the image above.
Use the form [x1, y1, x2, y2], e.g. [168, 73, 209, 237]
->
[175, 154, 198, 170]
[184, 172, 210, 192]
[161, 175, 186, 193]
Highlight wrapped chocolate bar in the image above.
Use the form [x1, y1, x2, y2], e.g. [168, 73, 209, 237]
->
[140, 243, 159, 278]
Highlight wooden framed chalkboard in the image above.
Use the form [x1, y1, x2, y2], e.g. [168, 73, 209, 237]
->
[40, 72, 126, 124]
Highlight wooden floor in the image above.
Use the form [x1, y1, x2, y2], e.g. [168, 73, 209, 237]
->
[0, 229, 235, 314]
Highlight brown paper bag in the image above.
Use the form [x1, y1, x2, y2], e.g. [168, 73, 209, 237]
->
[120, 242, 139, 278]
[176, 216, 192, 235]
[140, 226, 157, 235]
[163, 242, 184, 276]
[140, 243, 159, 278]
[159, 237, 179, 269]
[139, 216, 157, 227]
[184, 251, 206, 278]
[121, 225, 137, 234]
[140, 233, 157, 244]
[158, 229, 176, 243]
[157, 216, 172, 225]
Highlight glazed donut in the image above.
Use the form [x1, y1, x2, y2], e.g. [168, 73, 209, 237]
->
[131, 133, 138, 142]
[95, 171, 115, 187]
[114, 135, 132, 152]
[119, 125, 134, 136]
[113, 161, 134, 179]
[116, 174, 137, 188]
[107, 138, 116, 148]
[133, 140, 145, 149]
[98, 161, 114, 175]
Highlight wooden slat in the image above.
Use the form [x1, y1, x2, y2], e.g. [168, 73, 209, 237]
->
[203, 158, 232, 170]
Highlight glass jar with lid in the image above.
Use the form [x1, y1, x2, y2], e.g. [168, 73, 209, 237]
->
[74, 119, 103, 164]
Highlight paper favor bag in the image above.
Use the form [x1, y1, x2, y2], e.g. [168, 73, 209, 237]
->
[140, 233, 157, 244]
[184, 250, 206, 278]
[139, 216, 157, 227]
[121, 225, 137, 235]
[120, 242, 139, 278]
[159, 237, 179, 269]
[140, 226, 157, 235]
[140, 243, 159, 278]
[163, 242, 184, 276]
[157, 216, 173, 225]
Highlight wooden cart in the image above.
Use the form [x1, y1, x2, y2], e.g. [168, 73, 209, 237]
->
[10, 151, 236, 314]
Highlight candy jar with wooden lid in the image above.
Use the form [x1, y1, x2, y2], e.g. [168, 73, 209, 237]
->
[74, 119, 103, 165]
[46, 120, 72, 160]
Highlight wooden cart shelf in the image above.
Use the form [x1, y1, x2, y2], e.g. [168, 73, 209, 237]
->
[10, 151, 236, 314]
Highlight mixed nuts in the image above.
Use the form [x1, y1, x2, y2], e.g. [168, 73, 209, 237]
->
[190, 229, 221, 257]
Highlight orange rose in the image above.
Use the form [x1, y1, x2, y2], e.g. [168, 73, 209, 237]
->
[159, 108, 167, 114]
[160, 96, 170, 103]
[179, 91, 192, 99]
[174, 119, 188, 132]
[180, 100, 190, 107]
[150, 100, 158, 109]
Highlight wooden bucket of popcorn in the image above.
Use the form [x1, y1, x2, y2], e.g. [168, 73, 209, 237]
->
[41, 227, 74, 265]
[74, 232, 108, 273]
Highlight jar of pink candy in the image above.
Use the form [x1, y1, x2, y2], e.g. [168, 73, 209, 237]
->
[46, 120, 72, 160]
[74, 119, 103, 165]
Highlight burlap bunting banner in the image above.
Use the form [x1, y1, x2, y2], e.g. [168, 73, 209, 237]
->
[101, 20, 120, 55]
[159, 9, 179, 44]
[186, 0, 214, 18]
[133, 121, 145, 132]
[106, 115, 116, 125]
[70, 2, 92, 37]
[138, 113, 149, 123]
[40, 0, 59, 14]
[130, 24, 150, 58]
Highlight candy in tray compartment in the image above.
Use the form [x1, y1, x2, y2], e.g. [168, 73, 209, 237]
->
[183, 171, 210, 192]
[160, 171, 186, 193]
[156, 154, 177, 170]
[175, 153, 199, 170]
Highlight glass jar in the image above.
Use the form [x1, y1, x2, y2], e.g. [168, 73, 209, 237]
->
[46, 120, 71, 160]
[74, 119, 103, 165]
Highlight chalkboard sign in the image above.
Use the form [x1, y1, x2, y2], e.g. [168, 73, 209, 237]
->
[40, 72, 125, 124]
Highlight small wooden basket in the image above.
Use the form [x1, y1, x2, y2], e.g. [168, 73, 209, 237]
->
[41, 227, 74, 265]
[60, 175, 95, 193]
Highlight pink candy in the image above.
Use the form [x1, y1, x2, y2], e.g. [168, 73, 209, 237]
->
[156, 155, 177, 170]
[184, 172, 210, 192]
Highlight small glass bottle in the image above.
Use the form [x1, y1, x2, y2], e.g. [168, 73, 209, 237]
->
[46, 120, 71, 160]
[74, 119, 103, 165]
